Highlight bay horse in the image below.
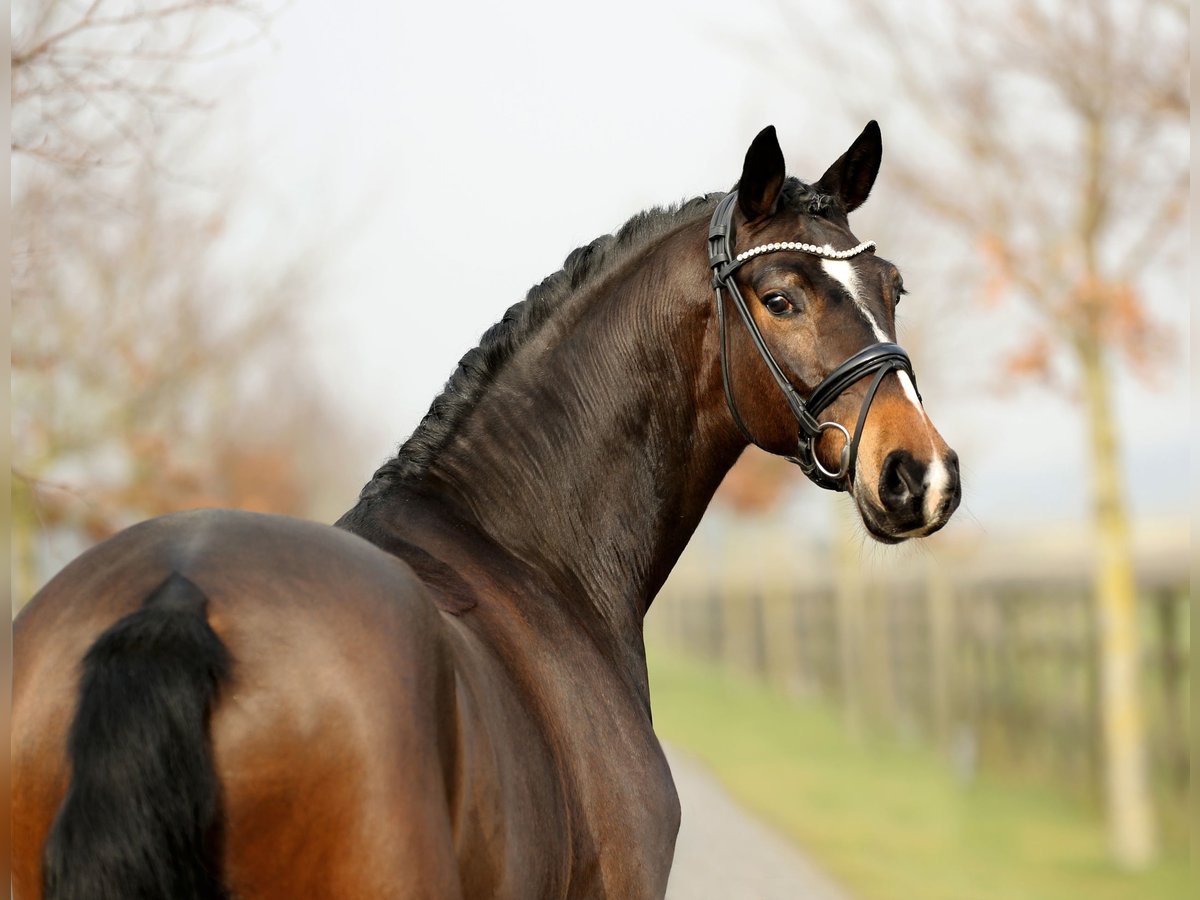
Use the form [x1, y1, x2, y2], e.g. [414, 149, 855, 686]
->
[11, 122, 960, 899]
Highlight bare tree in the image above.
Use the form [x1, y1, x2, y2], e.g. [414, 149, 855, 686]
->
[10, 148, 359, 607]
[770, 0, 1187, 867]
[11, 0, 359, 609]
[12, 0, 275, 170]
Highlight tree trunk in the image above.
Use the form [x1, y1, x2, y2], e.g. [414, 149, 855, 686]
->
[1077, 335, 1156, 867]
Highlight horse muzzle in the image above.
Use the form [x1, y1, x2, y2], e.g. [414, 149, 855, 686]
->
[855, 448, 961, 543]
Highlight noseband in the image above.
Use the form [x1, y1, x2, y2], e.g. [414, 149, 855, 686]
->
[707, 191, 920, 492]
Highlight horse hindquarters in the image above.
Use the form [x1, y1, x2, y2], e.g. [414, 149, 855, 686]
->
[42, 574, 230, 900]
[13, 510, 469, 899]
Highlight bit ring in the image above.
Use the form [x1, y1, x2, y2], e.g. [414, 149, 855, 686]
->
[812, 421, 851, 481]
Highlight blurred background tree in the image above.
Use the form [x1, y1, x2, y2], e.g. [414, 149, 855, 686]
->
[11, 0, 359, 609]
[754, 0, 1188, 869]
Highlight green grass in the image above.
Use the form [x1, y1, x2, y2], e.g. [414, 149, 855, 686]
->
[648, 647, 1192, 900]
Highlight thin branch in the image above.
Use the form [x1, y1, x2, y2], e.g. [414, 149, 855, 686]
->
[1113, 169, 1190, 279]
[14, 1, 234, 69]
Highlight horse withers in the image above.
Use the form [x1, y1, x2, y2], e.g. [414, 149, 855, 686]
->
[11, 122, 960, 899]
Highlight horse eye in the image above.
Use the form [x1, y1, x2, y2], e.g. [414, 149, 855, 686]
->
[762, 292, 793, 316]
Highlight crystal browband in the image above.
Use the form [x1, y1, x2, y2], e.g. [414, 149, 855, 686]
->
[734, 239, 876, 263]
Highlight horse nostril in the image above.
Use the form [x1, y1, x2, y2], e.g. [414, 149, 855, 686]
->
[879, 450, 927, 514]
[881, 457, 904, 499]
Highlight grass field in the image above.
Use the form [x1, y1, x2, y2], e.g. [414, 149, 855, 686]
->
[648, 647, 1191, 900]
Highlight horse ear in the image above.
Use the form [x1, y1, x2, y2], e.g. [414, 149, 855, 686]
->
[737, 126, 786, 222]
[815, 120, 882, 214]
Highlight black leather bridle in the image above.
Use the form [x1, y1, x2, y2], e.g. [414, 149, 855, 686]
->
[707, 191, 920, 492]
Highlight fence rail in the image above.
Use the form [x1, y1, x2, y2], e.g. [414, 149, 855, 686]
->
[647, 545, 1189, 836]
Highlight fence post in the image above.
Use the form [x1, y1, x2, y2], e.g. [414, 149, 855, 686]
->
[718, 526, 757, 674]
[759, 569, 795, 691]
[927, 555, 955, 748]
[1153, 587, 1187, 793]
[833, 498, 865, 736]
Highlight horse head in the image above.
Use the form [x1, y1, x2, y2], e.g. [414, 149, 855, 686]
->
[714, 123, 960, 542]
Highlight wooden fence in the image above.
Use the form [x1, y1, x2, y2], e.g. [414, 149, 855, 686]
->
[646, 531, 1190, 836]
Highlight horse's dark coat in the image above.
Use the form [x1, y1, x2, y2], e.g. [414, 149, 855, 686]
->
[11, 123, 959, 899]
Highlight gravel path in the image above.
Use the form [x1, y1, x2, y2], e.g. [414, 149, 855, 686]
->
[663, 744, 853, 900]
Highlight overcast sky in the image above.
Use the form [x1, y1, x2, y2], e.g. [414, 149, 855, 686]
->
[192, 0, 1188, 535]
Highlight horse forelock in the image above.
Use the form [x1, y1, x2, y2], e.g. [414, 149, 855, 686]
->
[778, 179, 837, 218]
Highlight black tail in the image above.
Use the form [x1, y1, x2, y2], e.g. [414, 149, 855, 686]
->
[44, 573, 231, 900]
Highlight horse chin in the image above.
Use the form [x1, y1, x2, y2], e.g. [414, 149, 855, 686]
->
[851, 488, 923, 545]
[854, 496, 954, 545]
[857, 509, 909, 545]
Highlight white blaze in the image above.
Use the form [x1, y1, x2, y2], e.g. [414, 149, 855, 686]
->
[814, 259, 959, 532]
[897, 370, 923, 409]
[821, 258, 885, 341]
[821, 257, 925, 415]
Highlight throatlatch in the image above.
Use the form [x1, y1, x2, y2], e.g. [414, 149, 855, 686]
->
[706, 191, 920, 493]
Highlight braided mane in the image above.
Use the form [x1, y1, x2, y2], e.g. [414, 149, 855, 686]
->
[362, 178, 831, 494]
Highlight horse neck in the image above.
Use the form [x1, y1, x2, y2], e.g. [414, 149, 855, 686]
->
[406, 217, 742, 643]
